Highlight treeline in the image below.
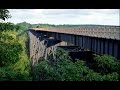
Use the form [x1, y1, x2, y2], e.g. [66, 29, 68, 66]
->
[0, 22, 31, 32]
[1, 21, 116, 32]
[31, 23, 118, 28]
[31, 24, 92, 28]
[0, 22, 18, 31]
[1, 21, 119, 33]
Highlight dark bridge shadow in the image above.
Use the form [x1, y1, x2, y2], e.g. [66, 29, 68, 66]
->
[58, 46, 95, 64]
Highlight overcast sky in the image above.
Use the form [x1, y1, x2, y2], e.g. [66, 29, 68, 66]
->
[5, 9, 120, 25]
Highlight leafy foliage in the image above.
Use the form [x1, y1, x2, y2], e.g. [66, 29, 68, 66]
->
[0, 28, 31, 80]
[0, 31, 22, 67]
[0, 22, 17, 31]
[16, 22, 32, 33]
[0, 12, 32, 80]
[34, 49, 119, 81]
[0, 9, 11, 21]
[0, 22, 31, 32]
[93, 54, 120, 74]
[0, 66, 31, 80]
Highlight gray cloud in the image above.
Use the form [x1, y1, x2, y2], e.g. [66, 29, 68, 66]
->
[6, 9, 119, 25]
[42, 9, 92, 16]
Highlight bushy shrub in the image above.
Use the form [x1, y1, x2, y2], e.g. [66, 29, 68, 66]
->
[0, 22, 16, 31]
[102, 72, 119, 81]
[0, 33, 22, 66]
[0, 67, 17, 80]
[0, 67, 31, 80]
[34, 49, 119, 81]
[93, 54, 120, 74]
[0, 30, 31, 80]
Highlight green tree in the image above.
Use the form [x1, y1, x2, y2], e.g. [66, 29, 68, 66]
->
[16, 22, 32, 33]
[0, 9, 11, 21]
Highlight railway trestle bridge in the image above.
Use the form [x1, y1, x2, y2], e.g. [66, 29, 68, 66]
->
[28, 25, 120, 65]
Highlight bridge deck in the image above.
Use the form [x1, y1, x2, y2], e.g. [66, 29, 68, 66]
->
[30, 25, 120, 40]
